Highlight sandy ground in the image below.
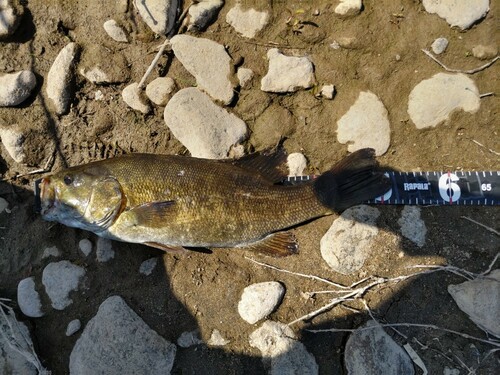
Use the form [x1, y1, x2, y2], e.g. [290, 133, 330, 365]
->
[0, 0, 499, 374]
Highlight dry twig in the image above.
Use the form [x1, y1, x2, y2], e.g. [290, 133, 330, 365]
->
[461, 216, 500, 236]
[422, 49, 499, 74]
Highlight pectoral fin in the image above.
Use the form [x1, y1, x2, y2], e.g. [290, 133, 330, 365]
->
[236, 231, 298, 257]
[144, 242, 187, 254]
[128, 200, 176, 227]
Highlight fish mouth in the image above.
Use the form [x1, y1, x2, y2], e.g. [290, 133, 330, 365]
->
[35, 177, 55, 215]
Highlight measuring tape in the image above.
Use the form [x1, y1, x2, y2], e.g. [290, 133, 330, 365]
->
[286, 171, 500, 206]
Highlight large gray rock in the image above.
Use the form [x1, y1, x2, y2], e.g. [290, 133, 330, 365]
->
[345, 321, 414, 374]
[42, 260, 86, 310]
[17, 277, 44, 318]
[238, 282, 285, 324]
[337, 91, 390, 156]
[69, 296, 176, 374]
[0, 71, 36, 107]
[249, 321, 318, 375]
[320, 205, 380, 274]
[448, 269, 500, 337]
[46, 43, 79, 115]
[170, 35, 235, 105]
[164, 87, 247, 159]
[408, 73, 480, 129]
[135, 0, 178, 35]
[422, 0, 489, 30]
[226, 4, 269, 38]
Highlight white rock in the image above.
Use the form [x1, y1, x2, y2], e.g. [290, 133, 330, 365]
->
[0, 197, 9, 213]
[249, 321, 318, 374]
[164, 87, 247, 159]
[320, 84, 335, 99]
[135, 0, 178, 35]
[0, 125, 26, 163]
[238, 282, 285, 324]
[336, 91, 390, 156]
[96, 237, 114, 262]
[237, 67, 254, 88]
[79, 238, 93, 257]
[444, 367, 460, 375]
[188, 0, 224, 31]
[42, 245, 61, 259]
[79, 47, 130, 84]
[226, 4, 269, 38]
[46, 43, 79, 115]
[177, 330, 203, 348]
[0, 71, 36, 107]
[0, 0, 23, 38]
[103, 19, 128, 43]
[472, 44, 498, 60]
[122, 82, 151, 114]
[422, 0, 489, 30]
[335, 0, 362, 16]
[69, 296, 176, 374]
[145, 77, 176, 106]
[287, 153, 307, 176]
[261, 49, 315, 93]
[448, 269, 500, 337]
[398, 206, 426, 247]
[408, 73, 480, 129]
[66, 319, 82, 336]
[431, 37, 448, 54]
[139, 257, 158, 276]
[170, 35, 235, 105]
[208, 329, 230, 346]
[42, 260, 86, 310]
[345, 321, 414, 374]
[321, 205, 380, 275]
[17, 277, 44, 318]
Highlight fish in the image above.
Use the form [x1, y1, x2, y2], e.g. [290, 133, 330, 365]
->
[35, 148, 390, 256]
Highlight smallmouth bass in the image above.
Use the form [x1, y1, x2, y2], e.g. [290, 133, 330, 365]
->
[36, 148, 390, 256]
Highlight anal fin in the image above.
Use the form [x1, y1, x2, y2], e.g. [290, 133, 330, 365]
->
[144, 242, 187, 254]
[237, 231, 298, 257]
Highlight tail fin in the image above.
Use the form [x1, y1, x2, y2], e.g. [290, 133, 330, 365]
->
[313, 148, 390, 212]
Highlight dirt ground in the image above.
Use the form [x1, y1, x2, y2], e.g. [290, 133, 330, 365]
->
[0, 0, 499, 374]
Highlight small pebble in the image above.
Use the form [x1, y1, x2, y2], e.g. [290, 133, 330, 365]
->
[177, 330, 203, 348]
[42, 246, 61, 259]
[337, 36, 358, 49]
[187, 0, 224, 31]
[0, 71, 37, 107]
[0, 125, 26, 163]
[66, 319, 82, 336]
[207, 329, 230, 346]
[226, 4, 269, 38]
[237, 67, 254, 88]
[139, 258, 158, 276]
[96, 237, 114, 262]
[238, 281, 285, 324]
[398, 206, 426, 247]
[122, 82, 151, 114]
[0, 0, 23, 38]
[320, 84, 335, 99]
[472, 44, 498, 60]
[42, 260, 86, 310]
[79, 238, 93, 257]
[287, 153, 307, 176]
[431, 37, 448, 54]
[17, 277, 44, 318]
[145, 77, 176, 106]
[0, 197, 9, 213]
[395, 54, 401, 61]
[103, 19, 128, 43]
[335, 0, 362, 17]
[330, 41, 340, 50]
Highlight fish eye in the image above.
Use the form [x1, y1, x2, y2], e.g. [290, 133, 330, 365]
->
[64, 175, 73, 185]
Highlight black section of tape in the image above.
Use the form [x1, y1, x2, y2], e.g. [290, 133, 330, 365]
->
[34, 179, 42, 213]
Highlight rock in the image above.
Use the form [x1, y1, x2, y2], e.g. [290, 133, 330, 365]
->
[0, 71, 36, 107]
[177, 330, 203, 348]
[336, 91, 390, 156]
[422, 0, 489, 30]
[261, 49, 315, 93]
[139, 257, 158, 276]
[188, 0, 224, 31]
[17, 277, 44, 318]
[66, 319, 82, 336]
[333, 36, 359, 49]
[122, 82, 151, 114]
[42, 260, 86, 310]
[448, 269, 500, 337]
[0, 307, 40, 374]
[79, 46, 130, 84]
[237, 67, 254, 88]
[135, 0, 178, 35]
[431, 37, 448, 54]
[320, 84, 335, 99]
[79, 238, 92, 257]
[249, 321, 318, 374]
[164, 87, 247, 159]
[408, 73, 480, 129]
[103, 19, 128, 43]
[226, 4, 269, 38]
[238, 282, 285, 324]
[0, 197, 8, 213]
[472, 44, 498, 60]
[0, 0, 23, 39]
[69, 296, 176, 374]
[46, 43, 79, 115]
[345, 320, 414, 374]
[287, 153, 307, 176]
[208, 329, 230, 346]
[145, 77, 176, 106]
[335, 0, 362, 17]
[170, 35, 235, 105]
[398, 206, 426, 247]
[96, 237, 114, 262]
[0, 124, 26, 163]
[42, 245, 61, 259]
[320, 205, 380, 275]
[444, 367, 460, 375]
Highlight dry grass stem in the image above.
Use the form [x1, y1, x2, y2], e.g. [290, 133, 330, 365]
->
[422, 49, 499, 74]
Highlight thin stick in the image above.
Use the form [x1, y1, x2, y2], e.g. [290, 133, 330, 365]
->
[481, 253, 500, 276]
[422, 49, 499, 74]
[461, 216, 500, 236]
[137, 39, 171, 89]
[16, 152, 55, 177]
[479, 92, 494, 98]
[470, 139, 500, 156]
